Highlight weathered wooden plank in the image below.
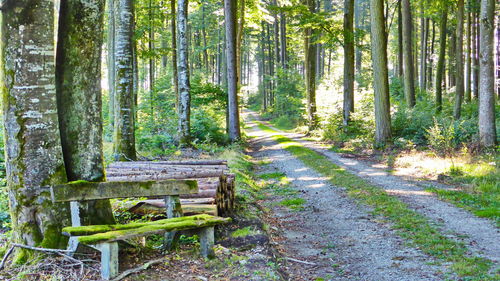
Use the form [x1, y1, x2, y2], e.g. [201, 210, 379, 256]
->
[75, 216, 231, 244]
[109, 160, 227, 166]
[51, 180, 198, 202]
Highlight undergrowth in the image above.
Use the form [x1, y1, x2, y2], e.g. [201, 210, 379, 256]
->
[257, 122, 497, 280]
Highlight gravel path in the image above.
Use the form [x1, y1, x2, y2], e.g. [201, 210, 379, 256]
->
[245, 112, 448, 280]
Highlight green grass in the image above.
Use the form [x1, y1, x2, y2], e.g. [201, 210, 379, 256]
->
[258, 172, 286, 180]
[231, 226, 259, 238]
[257, 122, 496, 280]
[279, 197, 306, 211]
[427, 162, 499, 228]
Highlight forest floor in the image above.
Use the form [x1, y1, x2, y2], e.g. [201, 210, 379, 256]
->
[243, 109, 499, 281]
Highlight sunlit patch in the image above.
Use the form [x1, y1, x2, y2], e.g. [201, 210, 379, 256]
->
[385, 189, 434, 196]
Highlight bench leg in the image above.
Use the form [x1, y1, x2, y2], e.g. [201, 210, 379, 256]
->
[198, 226, 215, 259]
[66, 237, 79, 256]
[97, 242, 119, 280]
[164, 195, 183, 250]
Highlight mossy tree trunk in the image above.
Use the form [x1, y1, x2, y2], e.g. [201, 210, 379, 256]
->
[56, 0, 116, 226]
[107, 0, 116, 129]
[0, 0, 70, 255]
[369, 0, 392, 145]
[114, 0, 137, 161]
[177, 0, 192, 145]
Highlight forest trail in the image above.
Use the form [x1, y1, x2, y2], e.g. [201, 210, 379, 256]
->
[243, 110, 499, 280]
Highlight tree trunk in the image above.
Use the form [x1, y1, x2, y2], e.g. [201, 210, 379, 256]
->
[472, 11, 479, 99]
[497, 14, 500, 99]
[370, 0, 392, 144]
[454, 0, 465, 119]
[343, 0, 355, 126]
[304, 0, 318, 131]
[225, 0, 241, 141]
[419, 15, 429, 90]
[171, 0, 179, 107]
[354, 0, 365, 75]
[1, 0, 70, 252]
[448, 31, 456, 88]
[107, 0, 116, 129]
[236, 0, 246, 86]
[435, 7, 448, 112]
[202, 2, 209, 72]
[280, 11, 287, 68]
[56, 0, 116, 226]
[465, 8, 472, 102]
[478, 0, 497, 147]
[114, 0, 137, 161]
[397, 1, 404, 78]
[177, 0, 191, 145]
[402, 0, 416, 107]
[427, 20, 436, 89]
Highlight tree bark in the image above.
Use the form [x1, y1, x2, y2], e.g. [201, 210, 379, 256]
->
[114, 0, 137, 161]
[304, 0, 318, 131]
[402, 0, 416, 107]
[177, 0, 191, 145]
[472, 11, 479, 99]
[236, 0, 246, 86]
[56, 0, 116, 226]
[343, 0, 355, 126]
[1, 0, 69, 252]
[370, 0, 392, 144]
[397, 1, 404, 78]
[435, 7, 448, 112]
[107, 0, 116, 129]
[225, 0, 241, 141]
[419, 14, 429, 90]
[171, 0, 179, 107]
[465, 8, 472, 102]
[478, 0, 497, 147]
[454, 0, 465, 119]
[427, 20, 436, 89]
[280, 11, 287, 68]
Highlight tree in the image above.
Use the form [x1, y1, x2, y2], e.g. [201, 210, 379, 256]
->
[401, 0, 416, 107]
[343, 0, 355, 126]
[114, 0, 137, 160]
[478, 0, 497, 147]
[171, 0, 179, 106]
[108, 0, 116, 128]
[304, 0, 318, 131]
[56, 0, 116, 225]
[177, 0, 192, 145]
[454, 0, 465, 119]
[369, 0, 392, 144]
[225, 0, 241, 141]
[435, 6, 448, 112]
[1, 0, 69, 252]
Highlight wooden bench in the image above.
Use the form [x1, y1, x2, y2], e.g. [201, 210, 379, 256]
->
[51, 179, 231, 280]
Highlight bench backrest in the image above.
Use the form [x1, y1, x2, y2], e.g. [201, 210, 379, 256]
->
[50, 180, 198, 202]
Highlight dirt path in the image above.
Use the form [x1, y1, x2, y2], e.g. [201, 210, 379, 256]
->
[245, 112, 449, 280]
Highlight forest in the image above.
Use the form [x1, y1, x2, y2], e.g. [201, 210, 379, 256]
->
[0, 0, 499, 280]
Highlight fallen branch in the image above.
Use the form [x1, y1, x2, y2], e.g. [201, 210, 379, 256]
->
[285, 257, 317, 266]
[0, 243, 83, 274]
[110, 257, 165, 281]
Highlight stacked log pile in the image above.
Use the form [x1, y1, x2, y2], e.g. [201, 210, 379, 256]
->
[106, 160, 235, 216]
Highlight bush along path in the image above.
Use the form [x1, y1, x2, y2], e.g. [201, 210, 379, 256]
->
[243, 110, 499, 280]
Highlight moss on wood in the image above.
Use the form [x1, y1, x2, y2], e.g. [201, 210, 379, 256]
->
[62, 214, 215, 236]
[75, 216, 231, 244]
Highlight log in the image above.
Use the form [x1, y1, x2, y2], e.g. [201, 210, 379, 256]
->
[110, 160, 227, 166]
[127, 200, 217, 216]
[106, 172, 226, 181]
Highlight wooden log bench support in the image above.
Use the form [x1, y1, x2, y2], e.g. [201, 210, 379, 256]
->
[51, 180, 231, 280]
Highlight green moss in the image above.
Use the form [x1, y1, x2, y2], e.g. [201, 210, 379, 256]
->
[77, 216, 231, 244]
[231, 226, 259, 238]
[63, 214, 214, 236]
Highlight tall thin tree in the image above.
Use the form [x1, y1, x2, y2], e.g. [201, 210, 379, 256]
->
[304, 0, 318, 131]
[177, 0, 191, 145]
[435, 6, 448, 112]
[478, 0, 497, 147]
[454, 0, 465, 119]
[402, 0, 416, 107]
[225, 0, 241, 141]
[370, 0, 392, 144]
[343, 0, 355, 126]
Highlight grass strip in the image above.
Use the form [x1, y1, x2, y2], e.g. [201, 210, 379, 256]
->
[257, 122, 497, 280]
[426, 188, 500, 228]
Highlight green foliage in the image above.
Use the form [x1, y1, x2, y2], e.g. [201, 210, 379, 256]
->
[426, 118, 456, 157]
